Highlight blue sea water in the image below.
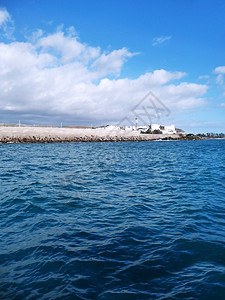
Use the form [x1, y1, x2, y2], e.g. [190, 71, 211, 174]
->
[0, 139, 225, 299]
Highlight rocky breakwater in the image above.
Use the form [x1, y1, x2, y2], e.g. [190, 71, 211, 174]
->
[0, 126, 180, 143]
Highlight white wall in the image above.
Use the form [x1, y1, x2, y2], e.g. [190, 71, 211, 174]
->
[151, 124, 176, 134]
[151, 124, 160, 131]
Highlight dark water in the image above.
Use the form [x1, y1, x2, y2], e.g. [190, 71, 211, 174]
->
[1, 140, 225, 299]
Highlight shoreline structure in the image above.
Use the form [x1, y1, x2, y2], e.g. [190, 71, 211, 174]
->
[0, 126, 181, 143]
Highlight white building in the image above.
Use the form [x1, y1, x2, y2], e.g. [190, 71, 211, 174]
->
[104, 125, 120, 131]
[150, 124, 161, 131]
[162, 124, 176, 134]
[124, 125, 149, 132]
[137, 125, 149, 132]
[150, 124, 176, 134]
[124, 126, 139, 131]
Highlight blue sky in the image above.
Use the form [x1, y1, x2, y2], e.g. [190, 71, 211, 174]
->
[0, 0, 225, 132]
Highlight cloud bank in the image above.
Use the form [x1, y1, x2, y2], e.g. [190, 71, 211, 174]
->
[0, 8, 208, 125]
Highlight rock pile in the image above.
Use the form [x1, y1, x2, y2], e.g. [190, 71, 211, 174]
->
[0, 134, 180, 144]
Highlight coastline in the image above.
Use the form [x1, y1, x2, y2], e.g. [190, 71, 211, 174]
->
[0, 126, 180, 143]
[1, 126, 223, 144]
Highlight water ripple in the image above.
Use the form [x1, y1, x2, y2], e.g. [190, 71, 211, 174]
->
[0, 140, 225, 299]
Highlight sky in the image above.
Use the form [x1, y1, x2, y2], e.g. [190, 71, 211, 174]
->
[0, 0, 225, 133]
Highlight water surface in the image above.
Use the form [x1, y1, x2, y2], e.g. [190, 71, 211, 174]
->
[1, 140, 225, 299]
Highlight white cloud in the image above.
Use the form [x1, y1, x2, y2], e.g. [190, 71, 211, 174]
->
[36, 30, 101, 66]
[0, 8, 10, 26]
[214, 66, 225, 74]
[152, 35, 172, 47]
[198, 75, 210, 80]
[215, 74, 224, 85]
[214, 66, 225, 86]
[220, 103, 225, 107]
[92, 48, 136, 77]
[0, 8, 14, 39]
[0, 26, 208, 125]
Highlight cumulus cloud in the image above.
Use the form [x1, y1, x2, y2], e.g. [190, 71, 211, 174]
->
[92, 48, 136, 77]
[0, 21, 208, 125]
[152, 35, 172, 47]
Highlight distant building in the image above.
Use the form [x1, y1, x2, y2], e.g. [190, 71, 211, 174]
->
[137, 125, 149, 133]
[99, 123, 185, 135]
[104, 125, 120, 130]
[124, 125, 149, 132]
[163, 124, 176, 134]
[124, 126, 135, 131]
[150, 124, 177, 134]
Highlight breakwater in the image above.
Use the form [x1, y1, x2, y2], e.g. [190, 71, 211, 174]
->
[0, 126, 180, 143]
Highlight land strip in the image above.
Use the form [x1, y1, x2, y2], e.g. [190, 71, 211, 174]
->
[0, 126, 180, 143]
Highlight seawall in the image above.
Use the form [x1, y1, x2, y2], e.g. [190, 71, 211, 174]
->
[0, 126, 180, 143]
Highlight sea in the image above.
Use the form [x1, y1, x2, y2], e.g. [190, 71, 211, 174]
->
[0, 139, 225, 299]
